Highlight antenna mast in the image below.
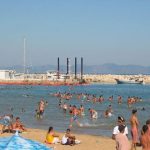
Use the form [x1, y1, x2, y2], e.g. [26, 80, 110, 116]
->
[23, 37, 26, 74]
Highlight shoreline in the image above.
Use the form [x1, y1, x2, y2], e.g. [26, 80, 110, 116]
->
[0, 80, 87, 86]
[0, 74, 150, 85]
[0, 128, 142, 150]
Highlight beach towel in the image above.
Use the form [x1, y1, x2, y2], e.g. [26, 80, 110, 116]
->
[0, 131, 53, 150]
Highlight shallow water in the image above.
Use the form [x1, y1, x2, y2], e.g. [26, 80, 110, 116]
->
[0, 84, 149, 137]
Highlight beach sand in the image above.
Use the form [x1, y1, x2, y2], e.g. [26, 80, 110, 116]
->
[0, 128, 142, 150]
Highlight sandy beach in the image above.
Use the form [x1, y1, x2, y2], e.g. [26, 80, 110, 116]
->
[0, 128, 142, 150]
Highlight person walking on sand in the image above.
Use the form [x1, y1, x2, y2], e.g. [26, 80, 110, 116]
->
[115, 125, 130, 150]
[130, 109, 139, 150]
[140, 125, 150, 150]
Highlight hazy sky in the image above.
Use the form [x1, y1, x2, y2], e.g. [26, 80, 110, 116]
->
[0, 0, 150, 67]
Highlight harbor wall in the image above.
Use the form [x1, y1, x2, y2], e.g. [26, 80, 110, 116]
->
[0, 74, 150, 85]
[83, 74, 150, 84]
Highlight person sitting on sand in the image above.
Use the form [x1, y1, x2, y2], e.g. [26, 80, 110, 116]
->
[115, 125, 131, 150]
[0, 114, 13, 134]
[12, 117, 27, 132]
[112, 116, 128, 140]
[45, 126, 59, 144]
[61, 129, 76, 146]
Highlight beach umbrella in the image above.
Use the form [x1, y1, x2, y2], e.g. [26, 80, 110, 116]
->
[0, 131, 52, 150]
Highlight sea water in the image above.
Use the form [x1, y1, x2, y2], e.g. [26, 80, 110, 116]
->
[0, 84, 149, 137]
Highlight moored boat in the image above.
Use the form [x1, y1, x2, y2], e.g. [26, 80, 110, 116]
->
[115, 78, 143, 84]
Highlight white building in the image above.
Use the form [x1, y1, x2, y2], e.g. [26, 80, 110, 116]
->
[0, 70, 15, 80]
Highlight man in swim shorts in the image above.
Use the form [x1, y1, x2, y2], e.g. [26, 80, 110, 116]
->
[69, 106, 80, 128]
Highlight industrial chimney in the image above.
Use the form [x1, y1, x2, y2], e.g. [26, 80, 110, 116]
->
[75, 57, 77, 79]
[57, 57, 60, 79]
[81, 57, 83, 80]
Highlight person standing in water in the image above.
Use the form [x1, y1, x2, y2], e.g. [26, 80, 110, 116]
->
[63, 103, 68, 114]
[69, 106, 81, 128]
[118, 95, 122, 104]
[80, 105, 85, 117]
[130, 109, 139, 150]
[37, 99, 45, 119]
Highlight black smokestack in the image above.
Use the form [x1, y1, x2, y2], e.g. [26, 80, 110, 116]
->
[81, 57, 83, 80]
[75, 57, 77, 79]
[57, 57, 60, 79]
[67, 57, 69, 74]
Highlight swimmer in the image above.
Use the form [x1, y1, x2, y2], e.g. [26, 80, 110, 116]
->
[88, 108, 98, 119]
[45, 101, 48, 106]
[63, 103, 68, 114]
[58, 99, 62, 108]
[35, 109, 40, 118]
[104, 110, 112, 118]
[118, 95, 122, 104]
[108, 105, 113, 113]
[21, 108, 25, 113]
[80, 105, 85, 116]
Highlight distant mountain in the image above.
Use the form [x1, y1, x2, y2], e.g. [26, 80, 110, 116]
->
[1, 63, 150, 75]
[83, 63, 150, 75]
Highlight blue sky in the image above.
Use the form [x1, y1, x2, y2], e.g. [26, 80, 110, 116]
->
[0, 0, 150, 67]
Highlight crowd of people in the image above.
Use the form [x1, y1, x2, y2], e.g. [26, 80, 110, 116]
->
[52, 91, 142, 106]
[0, 90, 149, 149]
[112, 109, 150, 150]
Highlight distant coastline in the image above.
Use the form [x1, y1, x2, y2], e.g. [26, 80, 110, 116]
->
[2, 63, 150, 75]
